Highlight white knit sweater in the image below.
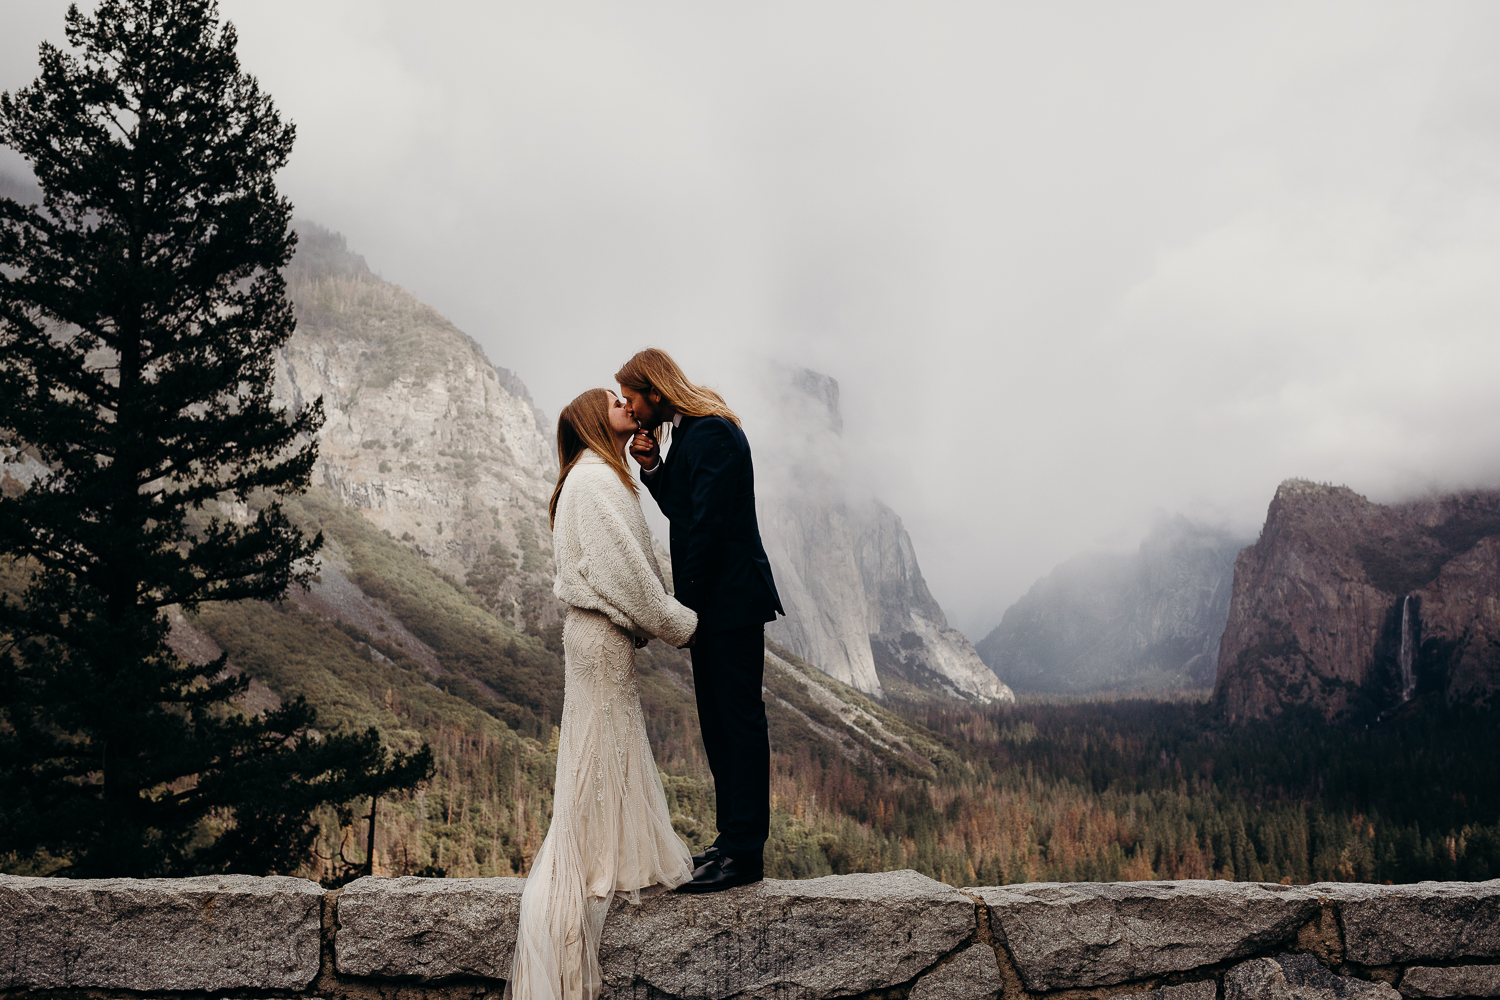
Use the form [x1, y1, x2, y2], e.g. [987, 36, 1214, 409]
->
[551, 450, 698, 648]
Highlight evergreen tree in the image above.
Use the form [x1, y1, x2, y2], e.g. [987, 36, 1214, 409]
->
[0, 0, 430, 877]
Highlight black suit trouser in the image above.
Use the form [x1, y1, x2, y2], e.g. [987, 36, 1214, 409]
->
[690, 624, 769, 860]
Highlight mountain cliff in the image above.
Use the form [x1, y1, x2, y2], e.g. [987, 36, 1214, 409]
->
[759, 369, 1012, 703]
[976, 514, 1245, 693]
[761, 499, 882, 693]
[859, 500, 1010, 702]
[1214, 479, 1500, 722]
[276, 224, 559, 630]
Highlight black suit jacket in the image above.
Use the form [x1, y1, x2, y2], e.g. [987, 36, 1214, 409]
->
[643, 414, 783, 635]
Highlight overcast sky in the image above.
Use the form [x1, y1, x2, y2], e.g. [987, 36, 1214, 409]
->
[4, 2, 1500, 638]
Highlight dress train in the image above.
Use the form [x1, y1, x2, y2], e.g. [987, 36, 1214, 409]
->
[505, 607, 694, 1000]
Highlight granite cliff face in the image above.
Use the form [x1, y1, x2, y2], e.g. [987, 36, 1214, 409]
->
[278, 231, 1006, 710]
[859, 500, 1011, 702]
[1214, 479, 1500, 722]
[276, 231, 1006, 709]
[2, 219, 561, 631]
[757, 369, 881, 693]
[275, 224, 559, 629]
[759, 369, 1012, 703]
[761, 499, 881, 693]
[977, 515, 1245, 693]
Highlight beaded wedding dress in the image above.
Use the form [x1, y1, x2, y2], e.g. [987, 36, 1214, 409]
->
[506, 452, 697, 1000]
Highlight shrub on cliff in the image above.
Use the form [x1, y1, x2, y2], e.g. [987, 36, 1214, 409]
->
[0, 0, 429, 877]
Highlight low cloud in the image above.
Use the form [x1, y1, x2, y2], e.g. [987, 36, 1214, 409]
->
[4, 2, 1499, 636]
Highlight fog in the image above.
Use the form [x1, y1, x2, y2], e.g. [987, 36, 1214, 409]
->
[4, 2, 1500, 638]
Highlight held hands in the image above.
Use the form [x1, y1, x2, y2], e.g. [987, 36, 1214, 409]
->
[635, 631, 693, 650]
[629, 429, 659, 470]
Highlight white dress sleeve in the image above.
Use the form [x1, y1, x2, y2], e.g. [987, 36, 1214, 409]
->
[572, 469, 698, 648]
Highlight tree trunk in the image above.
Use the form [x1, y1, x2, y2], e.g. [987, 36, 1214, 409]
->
[364, 795, 379, 877]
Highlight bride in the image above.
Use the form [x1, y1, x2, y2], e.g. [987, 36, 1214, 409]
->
[506, 388, 699, 1000]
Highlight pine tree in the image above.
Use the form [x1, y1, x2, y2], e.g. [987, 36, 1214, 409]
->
[0, 0, 430, 877]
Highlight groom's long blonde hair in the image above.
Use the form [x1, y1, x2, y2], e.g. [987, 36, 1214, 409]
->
[549, 389, 637, 528]
[614, 348, 740, 440]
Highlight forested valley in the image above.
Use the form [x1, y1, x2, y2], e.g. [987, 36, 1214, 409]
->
[14, 474, 1494, 887]
[6, 257, 1495, 886]
[816, 694, 1500, 886]
[5, 208, 1494, 888]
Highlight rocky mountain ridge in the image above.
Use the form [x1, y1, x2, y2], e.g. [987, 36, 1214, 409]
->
[1214, 478, 1500, 721]
[977, 514, 1246, 693]
[757, 369, 1013, 704]
[275, 224, 560, 631]
[274, 228, 1000, 704]
[858, 500, 1011, 702]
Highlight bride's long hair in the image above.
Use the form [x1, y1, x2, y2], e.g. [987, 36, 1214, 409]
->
[548, 388, 638, 527]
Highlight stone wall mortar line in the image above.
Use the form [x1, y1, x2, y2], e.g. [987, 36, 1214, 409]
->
[1291, 899, 1345, 967]
[311, 888, 341, 996]
[965, 892, 1035, 1000]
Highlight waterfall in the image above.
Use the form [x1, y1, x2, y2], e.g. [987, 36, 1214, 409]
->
[1397, 593, 1417, 704]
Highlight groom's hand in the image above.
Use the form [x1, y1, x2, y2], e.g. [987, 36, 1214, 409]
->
[630, 430, 660, 470]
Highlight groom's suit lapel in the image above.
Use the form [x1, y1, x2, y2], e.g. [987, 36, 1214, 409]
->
[664, 415, 699, 475]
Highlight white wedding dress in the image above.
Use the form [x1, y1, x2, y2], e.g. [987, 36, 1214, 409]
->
[506, 452, 698, 1000]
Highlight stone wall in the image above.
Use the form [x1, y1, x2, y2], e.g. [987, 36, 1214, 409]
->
[3, 872, 1498, 1000]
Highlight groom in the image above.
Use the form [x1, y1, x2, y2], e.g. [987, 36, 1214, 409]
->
[616, 348, 783, 893]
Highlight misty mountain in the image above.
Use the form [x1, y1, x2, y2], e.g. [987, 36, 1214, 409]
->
[277, 235, 1004, 704]
[858, 500, 1015, 702]
[759, 368, 1013, 704]
[276, 222, 560, 632]
[976, 514, 1246, 693]
[1215, 479, 1500, 722]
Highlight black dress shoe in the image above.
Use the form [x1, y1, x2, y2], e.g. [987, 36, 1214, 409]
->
[676, 855, 764, 894]
[690, 845, 722, 868]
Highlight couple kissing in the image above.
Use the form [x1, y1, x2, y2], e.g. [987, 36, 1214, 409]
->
[506, 348, 784, 1000]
